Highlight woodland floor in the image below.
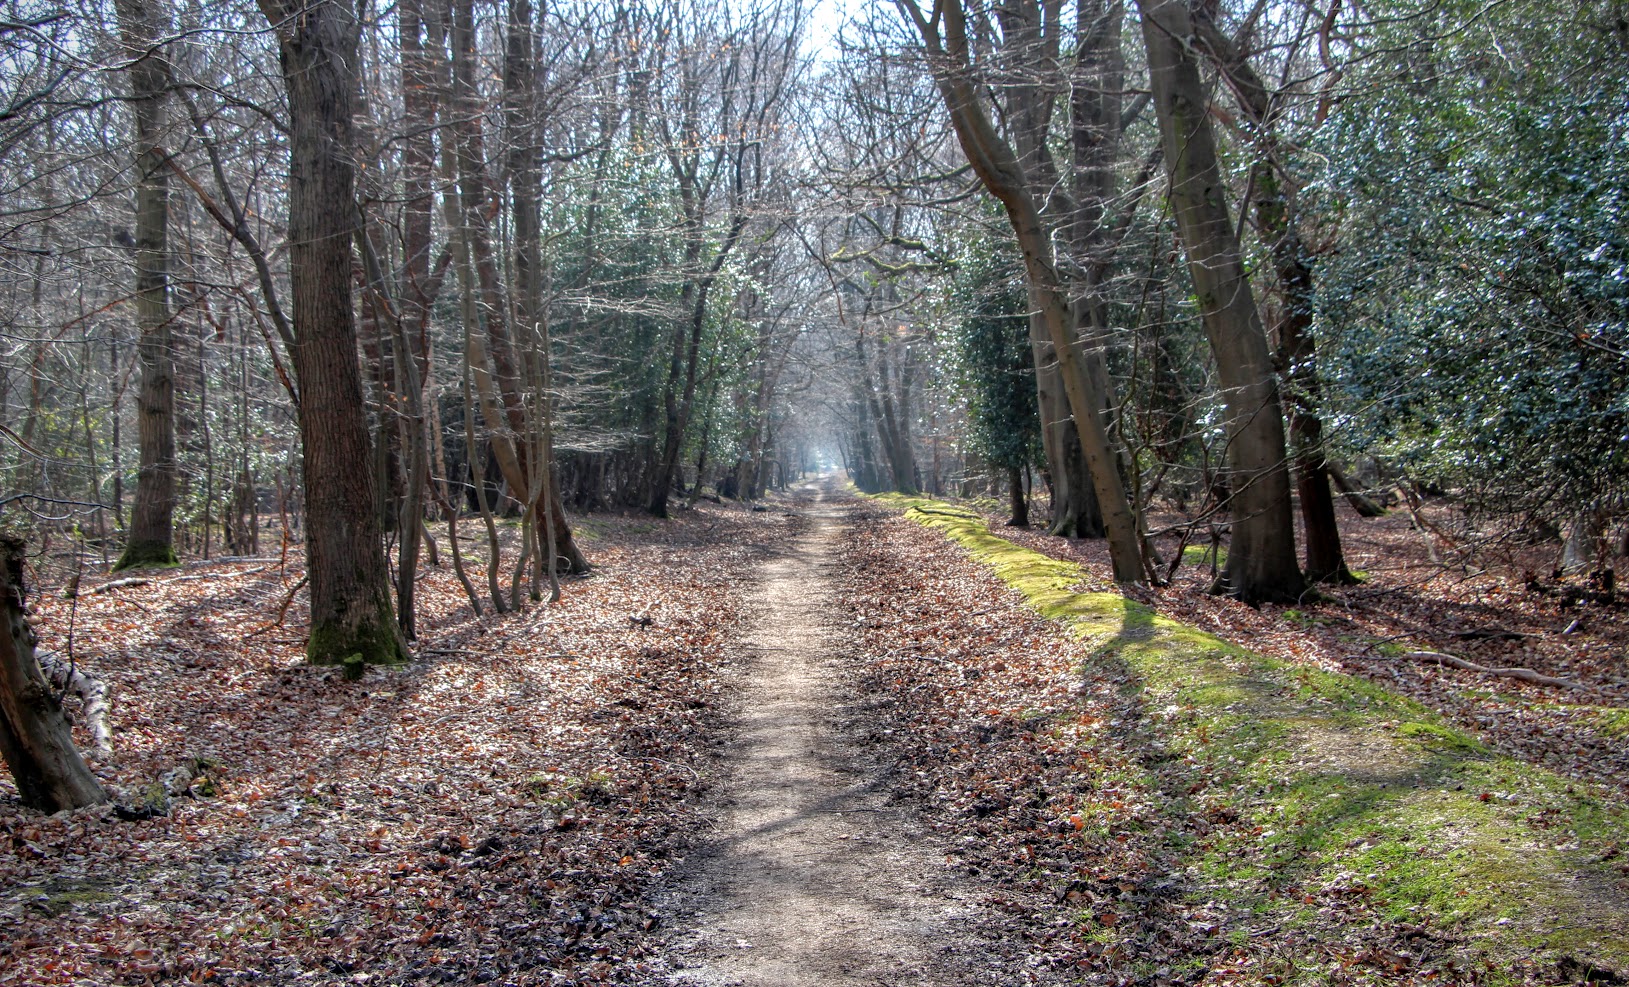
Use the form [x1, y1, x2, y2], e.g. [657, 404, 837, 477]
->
[2, 479, 1628, 985]
[986, 499, 1629, 797]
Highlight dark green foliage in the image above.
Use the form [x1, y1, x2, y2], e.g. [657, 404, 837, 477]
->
[948, 244, 1041, 474]
[1314, 0, 1629, 519]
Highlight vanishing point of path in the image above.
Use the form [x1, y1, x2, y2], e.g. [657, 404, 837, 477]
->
[658, 482, 1001, 986]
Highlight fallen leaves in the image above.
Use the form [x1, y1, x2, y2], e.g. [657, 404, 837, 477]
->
[0, 504, 787, 985]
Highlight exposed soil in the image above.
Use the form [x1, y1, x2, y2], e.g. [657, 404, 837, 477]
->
[654, 482, 1013, 986]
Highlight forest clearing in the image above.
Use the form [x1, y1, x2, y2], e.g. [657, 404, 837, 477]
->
[5, 0, 1629, 982]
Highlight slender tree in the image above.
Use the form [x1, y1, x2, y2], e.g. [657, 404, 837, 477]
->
[112, 0, 178, 571]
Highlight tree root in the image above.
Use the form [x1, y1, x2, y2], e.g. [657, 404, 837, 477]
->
[1401, 650, 1603, 695]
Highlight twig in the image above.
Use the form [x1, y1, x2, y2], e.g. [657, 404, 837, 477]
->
[74, 566, 269, 597]
[246, 575, 309, 637]
[419, 647, 578, 660]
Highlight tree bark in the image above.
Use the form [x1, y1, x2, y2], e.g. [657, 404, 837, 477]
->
[1137, 0, 1305, 603]
[1007, 463, 1030, 527]
[113, 0, 177, 571]
[504, 0, 586, 579]
[0, 537, 108, 813]
[257, 0, 406, 666]
[1328, 461, 1385, 518]
[1189, 10, 1353, 585]
[899, 0, 1145, 582]
[1029, 312, 1104, 537]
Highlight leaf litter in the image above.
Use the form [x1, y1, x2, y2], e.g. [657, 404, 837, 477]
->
[0, 504, 789, 985]
[5, 492, 1629, 986]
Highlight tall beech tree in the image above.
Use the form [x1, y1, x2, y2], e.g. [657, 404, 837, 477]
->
[1136, 0, 1304, 603]
[256, 0, 406, 666]
[111, 0, 178, 571]
[1190, 5, 1354, 585]
[896, 0, 1147, 583]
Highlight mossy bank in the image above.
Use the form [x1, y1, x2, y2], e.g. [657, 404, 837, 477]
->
[885, 495, 1629, 983]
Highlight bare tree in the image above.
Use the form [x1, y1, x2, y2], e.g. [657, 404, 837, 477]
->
[1136, 0, 1304, 602]
[255, 0, 406, 665]
[111, 0, 178, 570]
[895, 0, 1147, 583]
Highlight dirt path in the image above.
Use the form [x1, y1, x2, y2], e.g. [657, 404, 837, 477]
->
[657, 485, 993, 986]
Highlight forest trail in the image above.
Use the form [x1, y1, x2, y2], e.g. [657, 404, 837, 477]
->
[658, 480, 987, 986]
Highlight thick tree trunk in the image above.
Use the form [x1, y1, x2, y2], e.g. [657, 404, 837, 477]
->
[1137, 0, 1305, 603]
[1189, 14, 1352, 585]
[903, 0, 1144, 582]
[258, 0, 406, 666]
[0, 538, 108, 812]
[113, 0, 177, 571]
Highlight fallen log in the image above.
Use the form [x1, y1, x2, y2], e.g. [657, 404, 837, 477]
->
[36, 650, 113, 758]
[78, 576, 150, 597]
[77, 566, 270, 598]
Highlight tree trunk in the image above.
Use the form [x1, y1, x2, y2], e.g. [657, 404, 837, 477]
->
[1007, 463, 1029, 527]
[1562, 509, 1606, 574]
[1137, 0, 1304, 603]
[113, 0, 177, 571]
[1190, 12, 1352, 585]
[0, 537, 108, 812]
[505, 0, 586, 578]
[1029, 312, 1104, 537]
[1329, 462, 1386, 518]
[257, 0, 406, 666]
[902, 0, 1144, 582]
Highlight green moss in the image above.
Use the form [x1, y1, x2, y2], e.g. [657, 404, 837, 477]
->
[12, 880, 118, 917]
[1398, 720, 1489, 753]
[307, 603, 408, 668]
[112, 538, 178, 571]
[1588, 708, 1629, 737]
[1182, 543, 1227, 568]
[890, 496, 1629, 974]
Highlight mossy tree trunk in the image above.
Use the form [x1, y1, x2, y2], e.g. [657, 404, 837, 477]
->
[256, 0, 406, 666]
[0, 538, 108, 813]
[112, 0, 177, 572]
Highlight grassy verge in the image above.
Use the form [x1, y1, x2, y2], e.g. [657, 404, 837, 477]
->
[885, 495, 1629, 981]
